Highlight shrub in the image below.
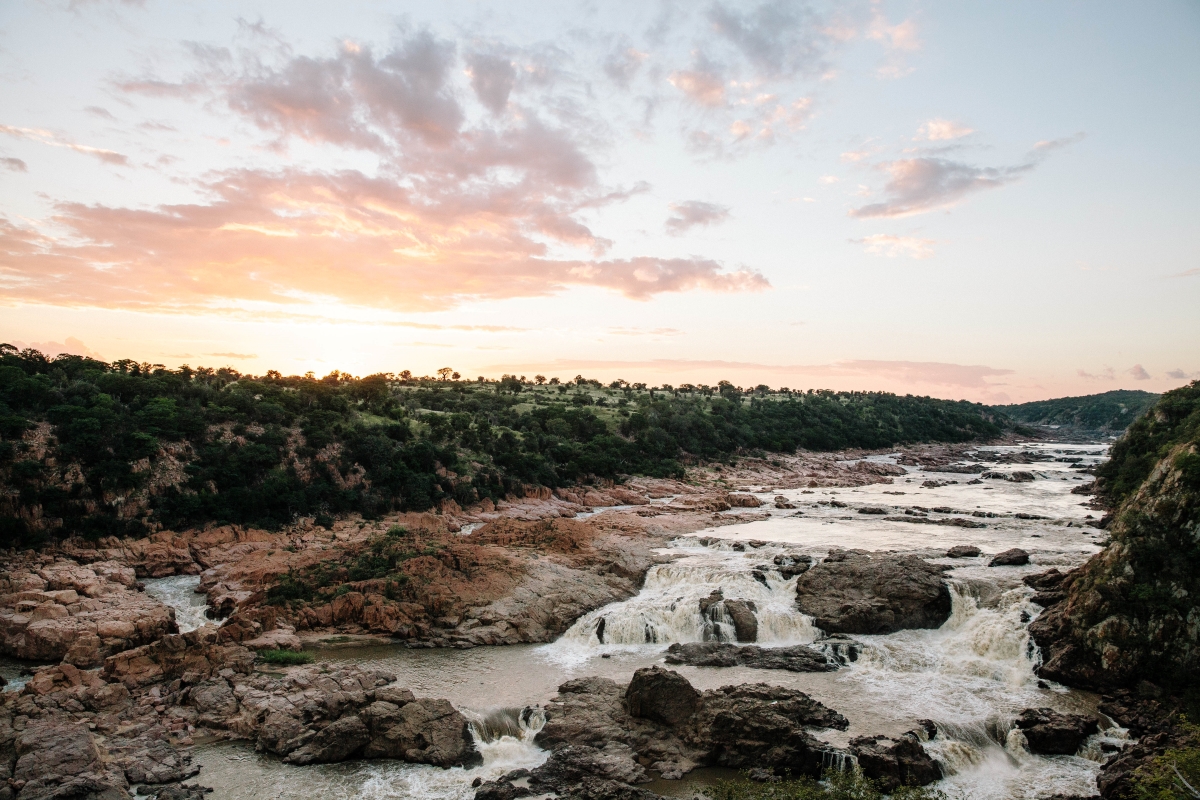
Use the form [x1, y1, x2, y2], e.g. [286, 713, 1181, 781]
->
[256, 649, 314, 666]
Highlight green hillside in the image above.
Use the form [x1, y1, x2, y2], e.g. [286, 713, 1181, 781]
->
[995, 389, 1159, 433]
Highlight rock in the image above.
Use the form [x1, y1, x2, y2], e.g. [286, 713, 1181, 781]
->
[857, 507, 889, 515]
[772, 553, 812, 579]
[664, 642, 836, 672]
[810, 633, 864, 665]
[945, 545, 982, 558]
[727, 494, 763, 508]
[1014, 708, 1099, 755]
[988, 548, 1030, 567]
[849, 733, 942, 791]
[793, 552, 951, 634]
[983, 470, 1036, 482]
[773, 497, 797, 510]
[283, 715, 371, 765]
[13, 717, 128, 800]
[722, 600, 757, 643]
[361, 697, 482, 767]
[1023, 569, 1068, 607]
[625, 667, 700, 727]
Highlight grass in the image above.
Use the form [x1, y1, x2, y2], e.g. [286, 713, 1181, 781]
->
[256, 648, 314, 666]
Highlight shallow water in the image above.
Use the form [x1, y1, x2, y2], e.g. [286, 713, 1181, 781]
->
[159, 441, 1121, 799]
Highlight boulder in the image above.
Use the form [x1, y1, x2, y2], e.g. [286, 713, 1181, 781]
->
[664, 642, 835, 672]
[793, 552, 951, 634]
[283, 715, 372, 765]
[625, 667, 700, 727]
[945, 545, 982, 558]
[1014, 708, 1099, 755]
[727, 494, 763, 508]
[723, 600, 758, 643]
[849, 733, 941, 791]
[989, 548, 1030, 567]
[772, 553, 812, 579]
[858, 507, 889, 515]
[361, 697, 481, 767]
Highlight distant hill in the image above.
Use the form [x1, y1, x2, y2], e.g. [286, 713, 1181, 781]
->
[995, 390, 1160, 433]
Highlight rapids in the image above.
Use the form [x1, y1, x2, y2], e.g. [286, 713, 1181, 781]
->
[153, 442, 1123, 799]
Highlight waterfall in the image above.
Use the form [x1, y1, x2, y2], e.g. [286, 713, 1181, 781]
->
[142, 575, 211, 633]
[554, 556, 819, 650]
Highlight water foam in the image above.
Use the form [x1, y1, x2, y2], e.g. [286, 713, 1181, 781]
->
[142, 574, 211, 633]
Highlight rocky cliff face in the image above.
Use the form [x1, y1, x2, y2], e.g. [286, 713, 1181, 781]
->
[1030, 382, 1200, 692]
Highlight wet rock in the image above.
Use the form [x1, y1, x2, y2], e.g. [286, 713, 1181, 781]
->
[857, 507, 888, 515]
[849, 733, 942, 791]
[988, 548, 1030, 567]
[722, 600, 757, 643]
[13, 716, 129, 800]
[1023, 569, 1068, 607]
[793, 551, 951, 634]
[1014, 708, 1099, 755]
[283, 715, 371, 765]
[727, 494, 763, 508]
[625, 667, 700, 727]
[945, 545, 981, 558]
[772, 553, 812, 579]
[811, 633, 863, 665]
[983, 470, 1036, 482]
[773, 497, 797, 510]
[664, 642, 836, 672]
[361, 697, 481, 767]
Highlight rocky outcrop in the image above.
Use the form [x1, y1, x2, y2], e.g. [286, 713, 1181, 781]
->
[0, 558, 176, 666]
[1030, 434, 1200, 690]
[529, 668, 851, 788]
[663, 642, 837, 672]
[849, 732, 942, 791]
[793, 551, 951, 634]
[988, 548, 1030, 567]
[1013, 708, 1099, 755]
[945, 545, 981, 558]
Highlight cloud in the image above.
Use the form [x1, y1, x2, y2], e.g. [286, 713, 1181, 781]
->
[0, 32, 768, 313]
[708, 0, 842, 80]
[916, 118, 973, 141]
[665, 201, 731, 235]
[84, 106, 117, 120]
[1127, 364, 1151, 381]
[603, 44, 647, 88]
[1077, 367, 1115, 380]
[606, 327, 682, 336]
[852, 233, 936, 259]
[0, 169, 767, 312]
[1167, 369, 1198, 380]
[849, 156, 1032, 218]
[465, 52, 517, 115]
[0, 124, 128, 165]
[207, 352, 257, 360]
[1031, 132, 1086, 155]
[1, 157, 26, 172]
[9, 336, 104, 360]
[669, 57, 727, 107]
[1169, 267, 1199, 278]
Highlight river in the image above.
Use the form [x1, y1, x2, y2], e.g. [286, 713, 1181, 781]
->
[150, 442, 1126, 799]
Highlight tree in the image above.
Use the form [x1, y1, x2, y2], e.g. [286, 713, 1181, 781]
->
[549, 377, 560, 385]
[574, 374, 585, 385]
[399, 370, 412, 381]
[534, 375, 546, 385]
[451, 372, 461, 380]
[437, 367, 453, 381]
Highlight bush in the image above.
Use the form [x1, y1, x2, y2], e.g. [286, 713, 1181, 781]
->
[256, 649, 314, 666]
[1130, 718, 1200, 800]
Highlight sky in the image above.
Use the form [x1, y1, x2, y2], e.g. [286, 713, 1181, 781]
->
[1, 0, 1198, 403]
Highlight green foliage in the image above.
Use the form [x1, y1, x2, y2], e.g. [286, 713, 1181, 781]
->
[265, 528, 429, 605]
[256, 649, 315, 666]
[1131, 719, 1200, 800]
[0, 348, 1006, 548]
[996, 389, 1160, 433]
[698, 767, 953, 800]
[1096, 382, 1200, 506]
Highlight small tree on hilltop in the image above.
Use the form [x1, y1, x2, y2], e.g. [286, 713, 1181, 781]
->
[437, 367, 453, 381]
[534, 375, 546, 385]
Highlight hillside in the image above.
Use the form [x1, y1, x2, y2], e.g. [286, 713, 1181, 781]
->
[0, 347, 1002, 548]
[995, 390, 1159, 434]
[1030, 380, 1200, 692]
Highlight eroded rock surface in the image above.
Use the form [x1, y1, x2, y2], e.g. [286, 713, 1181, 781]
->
[793, 551, 951, 634]
[663, 642, 836, 672]
[1014, 708, 1098, 755]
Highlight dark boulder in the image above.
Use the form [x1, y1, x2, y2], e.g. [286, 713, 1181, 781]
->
[723, 600, 758, 643]
[858, 507, 888, 515]
[773, 553, 812, 579]
[945, 545, 981, 558]
[1014, 708, 1098, 755]
[793, 551, 951, 634]
[664, 642, 836, 672]
[625, 667, 700, 727]
[989, 548, 1030, 567]
[849, 733, 942, 791]
[283, 715, 370, 765]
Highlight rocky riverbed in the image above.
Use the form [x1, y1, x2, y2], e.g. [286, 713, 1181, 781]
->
[0, 441, 1153, 799]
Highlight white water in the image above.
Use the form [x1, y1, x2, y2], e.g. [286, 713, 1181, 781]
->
[551, 547, 818, 666]
[142, 574, 211, 633]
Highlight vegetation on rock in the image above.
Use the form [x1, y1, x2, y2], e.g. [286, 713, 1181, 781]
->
[0, 347, 1002, 548]
[700, 766, 952, 800]
[256, 648, 314, 666]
